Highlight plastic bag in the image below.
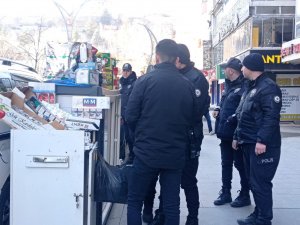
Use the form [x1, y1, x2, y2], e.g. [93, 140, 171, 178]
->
[94, 154, 132, 204]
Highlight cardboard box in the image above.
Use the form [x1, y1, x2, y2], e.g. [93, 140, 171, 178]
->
[0, 88, 64, 130]
[65, 116, 100, 131]
[22, 88, 64, 128]
[41, 99, 101, 131]
[0, 94, 46, 130]
[1, 90, 47, 124]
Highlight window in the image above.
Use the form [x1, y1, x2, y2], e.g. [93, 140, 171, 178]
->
[281, 6, 295, 14]
[256, 6, 279, 14]
[283, 18, 294, 42]
[263, 18, 274, 46]
[0, 78, 12, 91]
[296, 17, 300, 38]
[252, 17, 294, 47]
[274, 18, 283, 45]
[252, 19, 262, 47]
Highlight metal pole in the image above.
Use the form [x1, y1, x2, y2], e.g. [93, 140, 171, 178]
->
[138, 23, 158, 66]
[52, 0, 91, 42]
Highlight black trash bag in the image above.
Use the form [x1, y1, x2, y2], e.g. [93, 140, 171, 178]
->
[94, 154, 132, 204]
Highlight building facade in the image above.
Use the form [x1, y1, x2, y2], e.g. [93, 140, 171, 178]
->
[210, 0, 300, 122]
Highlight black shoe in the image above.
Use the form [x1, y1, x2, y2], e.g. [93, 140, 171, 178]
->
[149, 209, 164, 225]
[185, 216, 198, 225]
[231, 190, 251, 208]
[237, 211, 257, 225]
[213, 189, 232, 205]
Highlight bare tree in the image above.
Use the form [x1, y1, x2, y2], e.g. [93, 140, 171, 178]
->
[17, 18, 48, 72]
[0, 41, 23, 60]
[0, 23, 24, 60]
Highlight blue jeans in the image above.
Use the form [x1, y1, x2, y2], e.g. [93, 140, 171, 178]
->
[127, 157, 182, 225]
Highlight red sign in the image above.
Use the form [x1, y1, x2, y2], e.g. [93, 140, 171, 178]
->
[281, 43, 300, 58]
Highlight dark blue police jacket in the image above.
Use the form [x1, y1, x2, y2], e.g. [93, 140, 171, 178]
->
[234, 73, 282, 147]
[180, 62, 210, 154]
[216, 75, 245, 140]
[119, 72, 137, 119]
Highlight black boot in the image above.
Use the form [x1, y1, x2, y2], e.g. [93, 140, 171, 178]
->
[149, 209, 164, 225]
[237, 210, 257, 225]
[231, 190, 251, 207]
[142, 212, 153, 223]
[185, 216, 198, 225]
[213, 189, 232, 205]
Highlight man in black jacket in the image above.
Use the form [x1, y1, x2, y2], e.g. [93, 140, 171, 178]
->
[233, 53, 282, 225]
[119, 63, 137, 163]
[126, 39, 197, 225]
[212, 57, 251, 208]
[149, 44, 209, 225]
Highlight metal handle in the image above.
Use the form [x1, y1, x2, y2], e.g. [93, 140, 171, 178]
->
[32, 156, 69, 163]
[73, 193, 83, 208]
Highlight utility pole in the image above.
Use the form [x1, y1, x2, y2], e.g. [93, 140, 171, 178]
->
[52, 0, 91, 42]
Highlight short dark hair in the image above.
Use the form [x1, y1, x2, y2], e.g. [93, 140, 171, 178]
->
[177, 44, 191, 65]
[155, 39, 178, 63]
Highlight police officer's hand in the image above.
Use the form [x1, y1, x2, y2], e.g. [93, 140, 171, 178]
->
[255, 142, 266, 155]
[212, 110, 219, 118]
[232, 140, 238, 150]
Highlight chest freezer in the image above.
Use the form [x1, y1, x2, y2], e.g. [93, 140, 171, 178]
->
[10, 130, 97, 225]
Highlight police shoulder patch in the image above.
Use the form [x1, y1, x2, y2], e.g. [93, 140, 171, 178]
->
[195, 89, 201, 97]
[274, 96, 281, 103]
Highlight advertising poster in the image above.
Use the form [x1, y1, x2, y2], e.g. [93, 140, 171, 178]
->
[280, 87, 300, 121]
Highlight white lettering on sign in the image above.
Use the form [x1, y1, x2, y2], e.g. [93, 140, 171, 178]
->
[280, 87, 300, 121]
[72, 96, 110, 109]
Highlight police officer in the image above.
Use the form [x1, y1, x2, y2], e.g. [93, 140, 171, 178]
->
[176, 43, 209, 225]
[126, 39, 197, 225]
[232, 53, 282, 225]
[119, 63, 137, 163]
[212, 57, 251, 207]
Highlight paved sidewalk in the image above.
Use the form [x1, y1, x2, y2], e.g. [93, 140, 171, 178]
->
[106, 124, 300, 225]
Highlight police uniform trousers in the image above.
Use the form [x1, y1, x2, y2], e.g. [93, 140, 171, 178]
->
[181, 157, 200, 219]
[240, 143, 280, 225]
[220, 140, 249, 191]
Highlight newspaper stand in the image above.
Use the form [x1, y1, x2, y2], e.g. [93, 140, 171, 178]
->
[9, 85, 121, 225]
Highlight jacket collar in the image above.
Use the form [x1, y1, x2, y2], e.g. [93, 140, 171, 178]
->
[225, 74, 244, 86]
[179, 62, 195, 74]
[120, 71, 137, 85]
[249, 72, 267, 88]
[154, 62, 178, 71]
